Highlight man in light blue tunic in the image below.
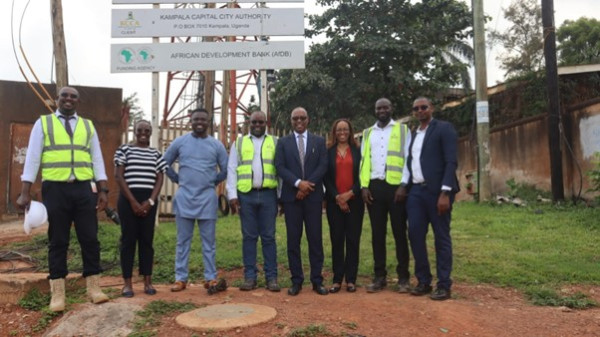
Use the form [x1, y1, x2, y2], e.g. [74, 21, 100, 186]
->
[163, 108, 229, 295]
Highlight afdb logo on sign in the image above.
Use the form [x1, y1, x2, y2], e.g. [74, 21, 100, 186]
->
[137, 48, 153, 64]
[118, 48, 154, 65]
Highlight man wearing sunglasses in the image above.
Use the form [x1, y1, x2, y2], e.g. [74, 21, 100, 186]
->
[275, 107, 329, 296]
[396, 97, 459, 301]
[16, 86, 110, 312]
[226, 110, 281, 292]
[359, 98, 411, 294]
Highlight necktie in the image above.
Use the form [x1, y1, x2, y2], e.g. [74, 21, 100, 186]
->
[298, 134, 305, 176]
[60, 115, 74, 138]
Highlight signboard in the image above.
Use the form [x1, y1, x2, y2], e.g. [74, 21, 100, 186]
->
[112, 8, 304, 37]
[113, 0, 303, 3]
[111, 41, 305, 73]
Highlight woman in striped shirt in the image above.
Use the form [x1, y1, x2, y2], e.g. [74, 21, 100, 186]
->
[114, 120, 167, 297]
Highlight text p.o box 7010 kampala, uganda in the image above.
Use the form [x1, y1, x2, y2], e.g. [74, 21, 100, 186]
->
[110, 41, 305, 73]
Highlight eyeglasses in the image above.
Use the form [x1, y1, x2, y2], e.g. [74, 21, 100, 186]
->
[412, 105, 429, 112]
[292, 116, 307, 121]
[335, 128, 350, 133]
[60, 93, 79, 99]
[250, 120, 266, 125]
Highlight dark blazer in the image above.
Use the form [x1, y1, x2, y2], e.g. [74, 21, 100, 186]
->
[323, 145, 362, 201]
[275, 132, 328, 203]
[407, 119, 460, 194]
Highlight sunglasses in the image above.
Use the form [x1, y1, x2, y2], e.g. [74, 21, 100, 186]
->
[250, 120, 266, 125]
[60, 93, 79, 99]
[292, 116, 307, 121]
[412, 105, 429, 112]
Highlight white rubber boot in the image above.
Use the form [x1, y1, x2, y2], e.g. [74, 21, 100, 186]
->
[49, 278, 66, 312]
[86, 274, 109, 304]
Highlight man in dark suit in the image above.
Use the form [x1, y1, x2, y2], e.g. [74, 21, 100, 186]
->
[396, 97, 459, 301]
[275, 107, 329, 296]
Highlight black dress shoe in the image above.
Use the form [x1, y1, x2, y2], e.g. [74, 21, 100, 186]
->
[411, 283, 432, 296]
[312, 283, 329, 295]
[329, 284, 341, 293]
[366, 277, 387, 293]
[430, 287, 451, 301]
[346, 284, 357, 293]
[287, 283, 302, 296]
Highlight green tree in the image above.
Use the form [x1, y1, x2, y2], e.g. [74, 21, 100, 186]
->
[122, 92, 144, 127]
[557, 17, 600, 66]
[270, 0, 473, 134]
[488, 0, 543, 79]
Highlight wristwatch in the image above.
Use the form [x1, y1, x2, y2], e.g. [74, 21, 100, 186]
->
[148, 198, 155, 206]
[99, 187, 109, 194]
[441, 190, 450, 196]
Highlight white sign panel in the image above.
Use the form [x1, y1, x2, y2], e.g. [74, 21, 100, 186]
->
[113, 0, 303, 3]
[111, 41, 305, 73]
[112, 8, 304, 37]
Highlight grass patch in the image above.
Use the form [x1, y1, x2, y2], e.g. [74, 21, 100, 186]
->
[525, 288, 598, 309]
[18, 288, 50, 311]
[17, 288, 61, 333]
[130, 300, 199, 337]
[7, 202, 600, 307]
[287, 324, 333, 337]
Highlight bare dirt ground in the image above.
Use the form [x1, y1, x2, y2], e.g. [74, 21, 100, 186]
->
[2, 221, 600, 337]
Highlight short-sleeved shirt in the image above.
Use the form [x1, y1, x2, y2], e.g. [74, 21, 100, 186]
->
[114, 144, 167, 190]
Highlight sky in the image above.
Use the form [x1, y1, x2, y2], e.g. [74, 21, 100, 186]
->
[1, 0, 599, 120]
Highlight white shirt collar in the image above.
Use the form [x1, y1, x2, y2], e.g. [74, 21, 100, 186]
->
[55, 110, 78, 119]
[294, 131, 307, 138]
[373, 119, 396, 130]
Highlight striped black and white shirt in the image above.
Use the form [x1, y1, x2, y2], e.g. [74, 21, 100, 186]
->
[114, 144, 168, 190]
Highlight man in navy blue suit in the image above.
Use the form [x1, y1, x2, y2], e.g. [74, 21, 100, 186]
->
[396, 97, 459, 301]
[275, 107, 329, 296]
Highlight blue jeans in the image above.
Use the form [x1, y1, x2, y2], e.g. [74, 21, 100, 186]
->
[174, 215, 217, 282]
[238, 188, 278, 281]
[407, 184, 453, 290]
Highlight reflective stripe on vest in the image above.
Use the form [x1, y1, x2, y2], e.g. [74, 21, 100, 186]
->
[40, 114, 94, 181]
[236, 135, 278, 192]
[359, 123, 407, 187]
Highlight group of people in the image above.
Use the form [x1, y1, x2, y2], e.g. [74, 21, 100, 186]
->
[16, 86, 458, 313]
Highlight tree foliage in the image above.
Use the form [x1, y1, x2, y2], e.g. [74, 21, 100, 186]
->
[557, 17, 600, 66]
[122, 92, 144, 126]
[270, 0, 473, 134]
[488, 0, 543, 79]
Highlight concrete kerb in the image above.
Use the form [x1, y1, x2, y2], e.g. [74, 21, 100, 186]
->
[0, 273, 84, 304]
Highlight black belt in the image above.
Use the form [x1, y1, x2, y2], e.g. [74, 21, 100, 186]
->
[252, 187, 275, 191]
[412, 182, 427, 186]
[64, 179, 90, 184]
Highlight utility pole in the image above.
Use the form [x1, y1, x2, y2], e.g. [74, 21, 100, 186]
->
[204, 2, 216, 135]
[541, 0, 564, 201]
[472, 0, 492, 201]
[151, 3, 160, 149]
[50, 0, 68, 90]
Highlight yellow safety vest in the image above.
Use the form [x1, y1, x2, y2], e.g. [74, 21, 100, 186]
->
[359, 122, 407, 188]
[236, 135, 278, 192]
[40, 114, 94, 181]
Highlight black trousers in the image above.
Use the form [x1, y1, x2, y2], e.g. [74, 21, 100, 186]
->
[118, 189, 157, 278]
[366, 179, 410, 281]
[283, 200, 324, 286]
[326, 196, 364, 284]
[43, 180, 101, 279]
